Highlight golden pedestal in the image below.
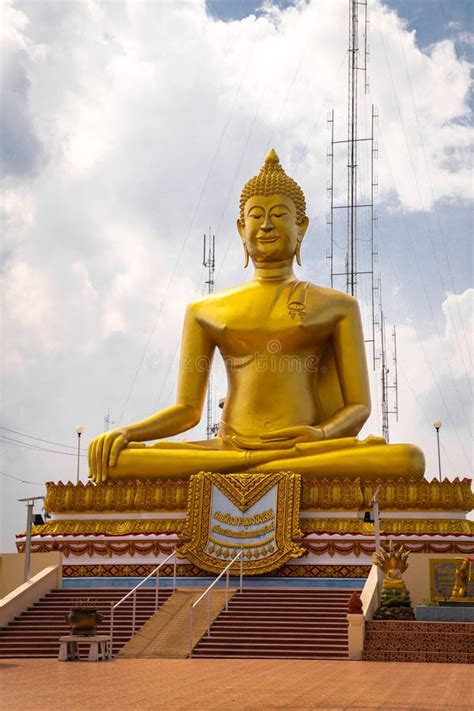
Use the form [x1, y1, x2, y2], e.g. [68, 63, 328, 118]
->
[16, 476, 473, 580]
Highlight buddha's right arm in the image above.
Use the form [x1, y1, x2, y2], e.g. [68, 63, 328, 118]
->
[88, 303, 214, 481]
[120, 403, 202, 442]
[121, 302, 214, 440]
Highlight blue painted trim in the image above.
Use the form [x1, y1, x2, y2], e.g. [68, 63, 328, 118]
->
[415, 605, 474, 622]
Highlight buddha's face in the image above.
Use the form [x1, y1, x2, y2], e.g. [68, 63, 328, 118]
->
[237, 194, 309, 264]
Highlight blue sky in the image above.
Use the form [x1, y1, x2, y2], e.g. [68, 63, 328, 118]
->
[207, 0, 473, 89]
[208, 0, 472, 49]
[1, 0, 472, 549]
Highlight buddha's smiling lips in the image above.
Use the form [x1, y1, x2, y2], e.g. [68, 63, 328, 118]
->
[257, 235, 279, 243]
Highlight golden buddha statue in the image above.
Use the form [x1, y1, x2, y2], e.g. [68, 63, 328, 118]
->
[451, 557, 471, 598]
[374, 543, 410, 590]
[88, 150, 425, 483]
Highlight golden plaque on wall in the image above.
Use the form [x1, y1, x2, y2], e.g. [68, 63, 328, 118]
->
[177, 471, 305, 575]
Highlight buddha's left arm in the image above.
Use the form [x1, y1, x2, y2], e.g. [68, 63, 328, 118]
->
[318, 297, 371, 439]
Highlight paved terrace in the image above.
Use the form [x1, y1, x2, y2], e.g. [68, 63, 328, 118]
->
[1, 659, 473, 710]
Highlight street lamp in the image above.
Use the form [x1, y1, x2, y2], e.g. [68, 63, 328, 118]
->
[18, 496, 45, 582]
[433, 420, 442, 482]
[75, 426, 84, 483]
[364, 484, 382, 599]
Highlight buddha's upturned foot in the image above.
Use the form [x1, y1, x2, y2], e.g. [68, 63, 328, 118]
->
[95, 436, 425, 482]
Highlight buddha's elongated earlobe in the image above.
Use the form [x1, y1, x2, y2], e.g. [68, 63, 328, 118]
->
[243, 243, 249, 268]
[295, 241, 302, 267]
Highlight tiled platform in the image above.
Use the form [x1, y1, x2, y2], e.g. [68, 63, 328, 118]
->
[0, 658, 472, 710]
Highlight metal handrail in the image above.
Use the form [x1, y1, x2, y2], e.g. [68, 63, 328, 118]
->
[110, 549, 177, 654]
[189, 549, 243, 658]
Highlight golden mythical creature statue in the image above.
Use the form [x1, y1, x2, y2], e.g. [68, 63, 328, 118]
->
[451, 557, 472, 598]
[374, 542, 410, 590]
[88, 150, 425, 483]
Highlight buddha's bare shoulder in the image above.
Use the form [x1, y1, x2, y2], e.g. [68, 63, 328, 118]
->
[303, 282, 360, 317]
[184, 282, 257, 316]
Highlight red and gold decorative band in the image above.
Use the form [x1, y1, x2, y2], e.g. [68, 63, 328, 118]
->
[61, 562, 372, 579]
[17, 538, 474, 558]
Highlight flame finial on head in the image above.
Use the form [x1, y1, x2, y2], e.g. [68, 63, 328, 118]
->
[239, 149, 307, 225]
[264, 148, 280, 165]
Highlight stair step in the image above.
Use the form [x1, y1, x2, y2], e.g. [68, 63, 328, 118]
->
[192, 652, 348, 659]
[1, 623, 137, 630]
[0, 633, 134, 641]
[194, 640, 348, 649]
[215, 614, 346, 621]
[230, 595, 351, 600]
[195, 639, 348, 648]
[212, 624, 348, 631]
[204, 629, 348, 642]
[226, 608, 348, 613]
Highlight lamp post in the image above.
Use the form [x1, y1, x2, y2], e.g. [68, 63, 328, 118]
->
[433, 420, 442, 482]
[75, 426, 84, 483]
[18, 496, 44, 582]
[368, 485, 381, 557]
[366, 485, 382, 599]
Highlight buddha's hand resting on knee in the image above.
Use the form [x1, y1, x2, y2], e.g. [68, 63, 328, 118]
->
[88, 428, 129, 483]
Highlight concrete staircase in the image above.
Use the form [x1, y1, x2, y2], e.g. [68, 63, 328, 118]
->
[0, 588, 172, 658]
[192, 588, 356, 659]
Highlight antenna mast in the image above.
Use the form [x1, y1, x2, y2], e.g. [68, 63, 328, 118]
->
[328, 0, 400, 436]
[376, 279, 399, 442]
[327, 0, 378, 368]
[203, 228, 219, 439]
[104, 410, 115, 432]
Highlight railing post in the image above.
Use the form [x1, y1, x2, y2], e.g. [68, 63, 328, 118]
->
[207, 589, 211, 636]
[110, 602, 114, 657]
[239, 550, 243, 593]
[157, 567, 160, 609]
[132, 590, 137, 633]
[225, 569, 229, 611]
[189, 604, 193, 658]
[173, 554, 177, 591]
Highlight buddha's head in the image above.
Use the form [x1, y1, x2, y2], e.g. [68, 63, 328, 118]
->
[237, 149, 309, 267]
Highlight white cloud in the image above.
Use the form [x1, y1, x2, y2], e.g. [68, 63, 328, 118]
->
[362, 288, 473, 477]
[1, 185, 36, 248]
[458, 31, 474, 46]
[442, 288, 473, 380]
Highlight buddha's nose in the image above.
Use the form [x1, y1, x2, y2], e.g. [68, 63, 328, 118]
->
[261, 215, 274, 231]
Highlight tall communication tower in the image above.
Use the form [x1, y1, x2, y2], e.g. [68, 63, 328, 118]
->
[203, 228, 219, 439]
[104, 410, 114, 432]
[376, 280, 399, 441]
[327, 0, 378, 367]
